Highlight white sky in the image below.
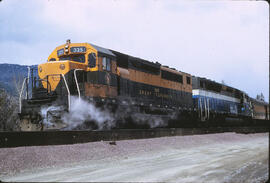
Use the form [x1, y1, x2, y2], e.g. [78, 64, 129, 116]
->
[0, 0, 268, 100]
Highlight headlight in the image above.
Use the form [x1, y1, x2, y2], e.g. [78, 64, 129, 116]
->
[59, 64, 65, 70]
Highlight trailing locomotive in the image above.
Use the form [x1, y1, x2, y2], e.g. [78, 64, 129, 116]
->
[192, 77, 252, 121]
[19, 40, 269, 131]
[192, 77, 270, 123]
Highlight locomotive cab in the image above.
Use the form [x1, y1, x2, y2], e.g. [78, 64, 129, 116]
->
[38, 40, 97, 92]
[19, 40, 119, 130]
[36, 39, 118, 99]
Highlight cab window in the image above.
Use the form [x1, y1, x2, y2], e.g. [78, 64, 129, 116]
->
[59, 54, 85, 63]
[102, 57, 111, 71]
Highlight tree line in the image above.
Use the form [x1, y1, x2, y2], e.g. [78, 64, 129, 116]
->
[0, 89, 20, 131]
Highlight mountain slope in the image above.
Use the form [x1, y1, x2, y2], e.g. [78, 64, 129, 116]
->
[0, 63, 37, 96]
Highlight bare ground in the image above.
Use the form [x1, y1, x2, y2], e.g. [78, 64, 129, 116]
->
[0, 132, 268, 182]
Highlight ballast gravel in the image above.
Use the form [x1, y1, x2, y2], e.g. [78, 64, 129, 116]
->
[0, 132, 268, 182]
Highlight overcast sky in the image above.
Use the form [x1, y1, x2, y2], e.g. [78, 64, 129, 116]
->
[0, 0, 268, 100]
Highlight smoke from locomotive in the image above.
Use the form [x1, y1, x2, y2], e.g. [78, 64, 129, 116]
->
[40, 96, 168, 130]
[61, 96, 114, 130]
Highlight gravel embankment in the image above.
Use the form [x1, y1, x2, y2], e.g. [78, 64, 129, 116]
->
[0, 132, 268, 182]
[0, 133, 266, 175]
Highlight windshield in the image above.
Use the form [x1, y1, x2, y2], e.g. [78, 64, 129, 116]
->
[59, 54, 85, 63]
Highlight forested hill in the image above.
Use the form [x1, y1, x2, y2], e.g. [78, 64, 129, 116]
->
[0, 63, 37, 96]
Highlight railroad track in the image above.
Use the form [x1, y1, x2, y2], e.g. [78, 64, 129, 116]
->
[0, 126, 268, 148]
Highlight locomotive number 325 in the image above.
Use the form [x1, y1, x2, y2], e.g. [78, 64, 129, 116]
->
[70, 47, 86, 53]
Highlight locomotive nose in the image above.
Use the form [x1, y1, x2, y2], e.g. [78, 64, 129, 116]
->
[38, 61, 70, 91]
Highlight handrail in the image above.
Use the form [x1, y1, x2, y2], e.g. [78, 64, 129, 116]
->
[207, 98, 210, 120]
[199, 98, 202, 121]
[19, 78, 27, 113]
[74, 69, 83, 100]
[61, 74, 70, 111]
[204, 98, 207, 120]
[25, 66, 30, 99]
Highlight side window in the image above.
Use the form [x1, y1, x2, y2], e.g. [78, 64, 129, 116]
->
[88, 53, 96, 68]
[186, 76, 191, 84]
[102, 57, 106, 70]
[179, 75, 183, 83]
[49, 58, 56, 61]
[161, 70, 182, 83]
[106, 58, 111, 71]
[102, 57, 111, 71]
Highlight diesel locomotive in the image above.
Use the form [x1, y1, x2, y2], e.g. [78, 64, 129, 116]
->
[19, 40, 269, 131]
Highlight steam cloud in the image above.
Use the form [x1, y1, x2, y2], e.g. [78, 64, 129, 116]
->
[61, 96, 115, 130]
[40, 96, 170, 130]
[41, 105, 64, 127]
[131, 113, 168, 128]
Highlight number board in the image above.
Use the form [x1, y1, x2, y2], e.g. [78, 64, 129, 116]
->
[57, 48, 64, 56]
[70, 47, 86, 53]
